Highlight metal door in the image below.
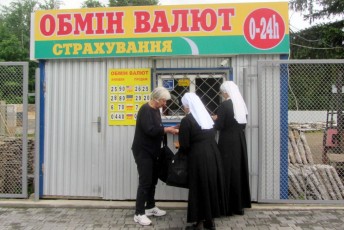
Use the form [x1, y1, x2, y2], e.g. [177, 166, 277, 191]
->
[43, 59, 106, 198]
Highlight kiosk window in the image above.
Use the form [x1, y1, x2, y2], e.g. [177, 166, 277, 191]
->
[157, 73, 226, 120]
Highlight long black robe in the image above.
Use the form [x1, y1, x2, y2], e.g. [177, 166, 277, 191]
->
[214, 99, 251, 215]
[178, 113, 226, 223]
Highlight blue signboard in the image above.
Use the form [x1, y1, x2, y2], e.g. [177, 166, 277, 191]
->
[163, 79, 174, 91]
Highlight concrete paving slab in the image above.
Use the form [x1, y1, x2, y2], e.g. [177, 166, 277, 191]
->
[1, 199, 344, 229]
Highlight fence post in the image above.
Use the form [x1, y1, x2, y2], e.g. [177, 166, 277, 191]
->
[0, 101, 5, 136]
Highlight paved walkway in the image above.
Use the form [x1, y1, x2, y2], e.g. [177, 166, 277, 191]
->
[0, 200, 344, 229]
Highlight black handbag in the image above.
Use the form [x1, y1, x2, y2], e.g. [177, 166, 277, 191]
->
[158, 135, 175, 183]
[166, 150, 188, 189]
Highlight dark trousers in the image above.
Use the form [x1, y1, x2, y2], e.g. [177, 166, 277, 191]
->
[133, 149, 159, 215]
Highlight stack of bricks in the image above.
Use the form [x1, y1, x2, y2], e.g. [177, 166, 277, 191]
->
[0, 138, 34, 194]
[288, 128, 344, 200]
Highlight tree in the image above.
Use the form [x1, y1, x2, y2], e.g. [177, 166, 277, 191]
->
[289, 0, 344, 59]
[290, 0, 344, 23]
[0, 35, 27, 61]
[39, 0, 63, 10]
[81, 0, 105, 8]
[0, 0, 41, 103]
[108, 0, 158, 7]
[1, 0, 37, 54]
[290, 20, 344, 59]
[109, 0, 116, 6]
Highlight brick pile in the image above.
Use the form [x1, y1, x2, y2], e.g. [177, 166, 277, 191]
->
[0, 138, 34, 194]
[288, 128, 344, 200]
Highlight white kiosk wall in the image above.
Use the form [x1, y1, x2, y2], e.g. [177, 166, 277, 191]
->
[43, 55, 280, 200]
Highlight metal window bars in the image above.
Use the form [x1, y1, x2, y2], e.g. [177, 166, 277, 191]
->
[156, 71, 227, 121]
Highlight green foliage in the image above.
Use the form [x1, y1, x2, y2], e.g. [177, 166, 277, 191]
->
[0, 0, 39, 104]
[39, 0, 63, 10]
[108, 0, 158, 7]
[109, 0, 116, 7]
[0, 66, 22, 103]
[28, 61, 38, 103]
[289, 0, 343, 61]
[0, 35, 27, 61]
[1, 0, 37, 54]
[290, 20, 344, 59]
[288, 64, 344, 110]
[290, 0, 344, 22]
[81, 0, 105, 8]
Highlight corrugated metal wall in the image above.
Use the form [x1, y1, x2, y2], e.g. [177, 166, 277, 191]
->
[255, 59, 284, 201]
[43, 55, 280, 200]
[44, 59, 106, 197]
[103, 58, 154, 200]
[231, 55, 281, 201]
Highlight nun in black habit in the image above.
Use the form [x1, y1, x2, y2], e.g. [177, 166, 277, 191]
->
[213, 81, 251, 216]
[178, 93, 226, 230]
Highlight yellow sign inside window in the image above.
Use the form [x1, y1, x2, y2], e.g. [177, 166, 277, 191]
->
[178, 79, 190, 87]
[108, 68, 151, 125]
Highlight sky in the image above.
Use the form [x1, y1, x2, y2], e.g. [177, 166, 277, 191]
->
[0, 0, 334, 32]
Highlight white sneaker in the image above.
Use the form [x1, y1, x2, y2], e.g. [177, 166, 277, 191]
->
[145, 206, 167, 217]
[134, 214, 152, 226]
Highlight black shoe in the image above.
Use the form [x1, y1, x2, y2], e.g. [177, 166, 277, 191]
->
[234, 210, 244, 215]
[203, 219, 216, 230]
[185, 221, 204, 230]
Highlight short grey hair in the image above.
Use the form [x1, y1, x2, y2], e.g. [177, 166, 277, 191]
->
[220, 82, 227, 93]
[151, 86, 171, 101]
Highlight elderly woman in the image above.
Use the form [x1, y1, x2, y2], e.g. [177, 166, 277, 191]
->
[179, 93, 226, 230]
[213, 81, 251, 216]
[132, 86, 179, 226]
